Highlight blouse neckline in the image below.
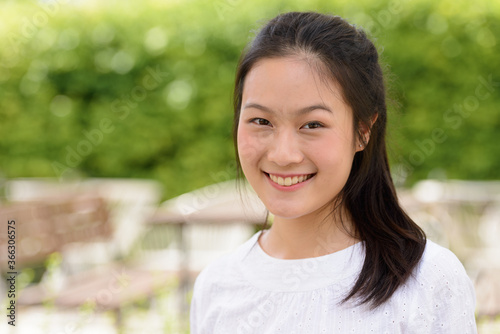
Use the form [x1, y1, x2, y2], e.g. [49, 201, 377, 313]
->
[237, 230, 365, 292]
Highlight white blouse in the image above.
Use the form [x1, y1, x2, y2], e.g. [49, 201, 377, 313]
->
[190, 230, 477, 333]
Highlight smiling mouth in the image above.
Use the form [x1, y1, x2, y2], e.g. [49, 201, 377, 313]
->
[265, 172, 316, 186]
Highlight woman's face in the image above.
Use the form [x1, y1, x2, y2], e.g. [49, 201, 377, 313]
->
[237, 57, 362, 220]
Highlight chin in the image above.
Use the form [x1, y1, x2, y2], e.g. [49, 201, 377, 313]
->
[267, 207, 308, 220]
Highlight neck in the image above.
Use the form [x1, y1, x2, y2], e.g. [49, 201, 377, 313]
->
[258, 207, 359, 259]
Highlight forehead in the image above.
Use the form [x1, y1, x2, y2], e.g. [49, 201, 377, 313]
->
[241, 57, 348, 113]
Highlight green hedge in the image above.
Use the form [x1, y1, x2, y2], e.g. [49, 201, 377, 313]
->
[0, 0, 498, 200]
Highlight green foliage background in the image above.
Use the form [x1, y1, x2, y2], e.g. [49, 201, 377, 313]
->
[0, 0, 498, 200]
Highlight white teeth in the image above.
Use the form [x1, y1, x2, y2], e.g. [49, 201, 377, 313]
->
[268, 173, 313, 187]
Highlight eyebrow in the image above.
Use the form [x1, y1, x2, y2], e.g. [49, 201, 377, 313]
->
[242, 102, 332, 116]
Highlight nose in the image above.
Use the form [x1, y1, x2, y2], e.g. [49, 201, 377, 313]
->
[267, 129, 304, 166]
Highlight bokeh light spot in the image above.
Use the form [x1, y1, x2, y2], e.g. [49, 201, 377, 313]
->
[58, 28, 80, 50]
[426, 13, 448, 34]
[144, 27, 168, 55]
[164, 80, 193, 110]
[92, 23, 115, 46]
[50, 95, 73, 117]
[476, 28, 496, 48]
[111, 50, 135, 74]
[441, 36, 462, 58]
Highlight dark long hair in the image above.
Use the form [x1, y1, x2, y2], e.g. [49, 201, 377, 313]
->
[232, 11, 426, 308]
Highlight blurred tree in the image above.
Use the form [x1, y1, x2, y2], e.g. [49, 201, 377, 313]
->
[0, 0, 498, 200]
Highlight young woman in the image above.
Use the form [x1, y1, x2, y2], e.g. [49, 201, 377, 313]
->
[190, 11, 477, 333]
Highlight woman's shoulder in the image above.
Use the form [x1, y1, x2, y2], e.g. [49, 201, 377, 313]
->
[406, 238, 476, 307]
[395, 239, 477, 331]
[414, 239, 470, 282]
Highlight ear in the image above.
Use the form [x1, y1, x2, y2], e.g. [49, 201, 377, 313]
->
[356, 113, 378, 151]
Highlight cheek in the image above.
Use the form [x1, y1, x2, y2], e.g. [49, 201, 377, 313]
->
[237, 127, 262, 166]
[309, 135, 355, 168]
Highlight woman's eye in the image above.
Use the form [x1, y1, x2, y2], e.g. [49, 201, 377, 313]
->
[250, 118, 271, 126]
[303, 121, 323, 129]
